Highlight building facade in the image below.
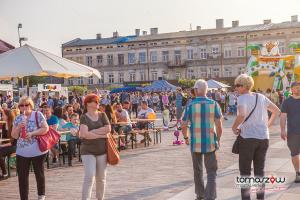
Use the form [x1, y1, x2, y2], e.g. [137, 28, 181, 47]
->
[62, 16, 300, 86]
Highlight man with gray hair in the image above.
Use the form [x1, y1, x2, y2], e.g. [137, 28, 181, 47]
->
[182, 79, 223, 200]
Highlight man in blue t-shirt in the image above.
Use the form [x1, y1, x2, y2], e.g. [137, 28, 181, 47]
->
[280, 81, 300, 183]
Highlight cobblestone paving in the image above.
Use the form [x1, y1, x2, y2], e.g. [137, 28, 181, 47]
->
[0, 116, 281, 200]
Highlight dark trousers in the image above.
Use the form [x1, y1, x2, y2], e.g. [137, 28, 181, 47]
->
[0, 145, 16, 175]
[68, 139, 77, 163]
[239, 137, 269, 200]
[192, 151, 218, 200]
[16, 154, 46, 200]
[132, 104, 139, 118]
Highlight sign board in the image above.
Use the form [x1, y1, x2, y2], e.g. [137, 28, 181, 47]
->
[0, 84, 13, 91]
[38, 84, 62, 92]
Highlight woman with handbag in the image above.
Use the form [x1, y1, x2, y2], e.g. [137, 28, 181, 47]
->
[11, 96, 49, 200]
[232, 74, 280, 200]
[79, 94, 111, 200]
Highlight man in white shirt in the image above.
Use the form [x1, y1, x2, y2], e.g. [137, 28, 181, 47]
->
[115, 103, 132, 149]
[137, 101, 155, 143]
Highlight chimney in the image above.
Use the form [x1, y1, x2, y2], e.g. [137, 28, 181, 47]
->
[113, 31, 119, 38]
[135, 29, 140, 37]
[196, 26, 202, 30]
[150, 28, 158, 35]
[263, 19, 272, 24]
[142, 31, 147, 35]
[291, 15, 298, 22]
[216, 19, 224, 29]
[96, 33, 102, 39]
[232, 20, 239, 28]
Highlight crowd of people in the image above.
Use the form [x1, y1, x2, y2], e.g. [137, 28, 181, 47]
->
[0, 76, 299, 200]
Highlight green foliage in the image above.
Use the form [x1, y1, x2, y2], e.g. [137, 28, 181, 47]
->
[288, 43, 300, 49]
[246, 44, 262, 50]
[68, 86, 87, 94]
[104, 85, 121, 91]
[178, 79, 196, 88]
[23, 76, 46, 87]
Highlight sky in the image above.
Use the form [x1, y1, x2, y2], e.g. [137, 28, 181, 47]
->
[1, 0, 300, 55]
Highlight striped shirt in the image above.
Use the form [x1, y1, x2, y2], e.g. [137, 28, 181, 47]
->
[182, 97, 222, 153]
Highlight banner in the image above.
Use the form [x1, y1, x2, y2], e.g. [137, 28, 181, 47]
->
[38, 84, 62, 92]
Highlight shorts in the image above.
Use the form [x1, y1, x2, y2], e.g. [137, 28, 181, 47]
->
[287, 134, 300, 157]
[229, 105, 237, 113]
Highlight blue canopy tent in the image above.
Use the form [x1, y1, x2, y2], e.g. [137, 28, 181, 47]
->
[207, 79, 230, 89]
[110, 86, 142, 93]
[142, 80, 177, 92]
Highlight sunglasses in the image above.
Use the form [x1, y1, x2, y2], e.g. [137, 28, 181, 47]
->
[88, 100, 99, 104]
[234, 84, 243, 88]
[19, 104, 30, 108]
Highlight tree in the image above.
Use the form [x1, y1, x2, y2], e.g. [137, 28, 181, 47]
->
[68, 86, 87, 95]
[178, 79, 196, 88]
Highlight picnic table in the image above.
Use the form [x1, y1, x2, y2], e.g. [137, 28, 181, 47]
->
[0, 138, 10, 144]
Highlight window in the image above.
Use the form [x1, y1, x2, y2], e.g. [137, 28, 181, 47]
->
[77, 77, 83, 85]
[150, 51, 158, 63]
[162, 51, 169, 62]
[139, 52, 146, 64]
[107, 54, 113, 65]
[224, 48, 232, 58]
[118, 54, 124, 65]
[108, 74, 114, 83]
[119, 73, 124, 83]
[224, 67, 232, 77]
[212, 68, 220, 78]
[86, 56, 93, 66]
[200, 68, 207, 78]
[129, 72, 136, 82]
[200, 48, 207, 59]
[174, 50, 181, 65]
[237, 47, 245, 57]
[140, 72, 146, 81]
[212, 47, 219, 55]
[175, 72, 181, 80]
[187, 69, 195, 79]
[88, 76, 94, 85]
[68, 78, 73, 85]
[151, 71, 158, 80]
[97, 55, 103, 64]
[187, 49, 193, 60]
[279, 42, 285, 54]
[128, 53, 135, 64]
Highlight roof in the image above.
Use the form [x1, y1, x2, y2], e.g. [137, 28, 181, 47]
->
[62, 21, 300, 47]
[0, 39, 15, 54]
[62, 35, 137, 47]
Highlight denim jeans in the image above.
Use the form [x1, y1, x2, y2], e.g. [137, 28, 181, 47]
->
[239, 137, 269, 200]
[191, 151, 218, 200]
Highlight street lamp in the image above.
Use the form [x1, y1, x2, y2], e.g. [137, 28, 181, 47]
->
[17, 23, 28, 89]
[18, 23, 28, 47]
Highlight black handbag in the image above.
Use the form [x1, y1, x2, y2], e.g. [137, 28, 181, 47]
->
[232, 93, 258, 154]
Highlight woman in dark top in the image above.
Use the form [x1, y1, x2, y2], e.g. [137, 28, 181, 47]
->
[79, 94, 111, 200]
[0, 109, 17, 179]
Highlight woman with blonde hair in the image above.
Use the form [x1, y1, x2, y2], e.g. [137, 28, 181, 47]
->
[11, 96, 49, 200]
[232, 74, 280, 200]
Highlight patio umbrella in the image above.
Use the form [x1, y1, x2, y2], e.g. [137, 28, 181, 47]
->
[207, 79, 230, 89]
[0, 39, 14, 54]
[0, 44, 100, 79]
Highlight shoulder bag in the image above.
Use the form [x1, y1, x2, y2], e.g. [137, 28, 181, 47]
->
[35, 112, 60, 152]
[232, 93, 258, 154]
[100, 112, 120, 165]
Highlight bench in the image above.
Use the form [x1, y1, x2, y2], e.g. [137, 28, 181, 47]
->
[130, 129, 150, 148]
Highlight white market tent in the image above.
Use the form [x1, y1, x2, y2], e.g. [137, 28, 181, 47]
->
[207, 79, 230, 89]
[0, 44, 101, 79]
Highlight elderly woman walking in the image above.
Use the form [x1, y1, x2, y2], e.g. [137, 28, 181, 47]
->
[232, 74, 280, 200]
[11, 96, 49, 200]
